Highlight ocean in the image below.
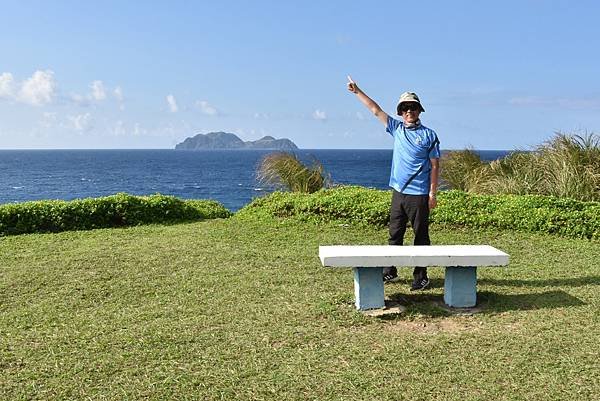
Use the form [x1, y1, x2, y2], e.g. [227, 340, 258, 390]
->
[0, 149, 510, 211]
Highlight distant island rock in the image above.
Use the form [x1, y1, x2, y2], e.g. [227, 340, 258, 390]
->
[175, 132, 298, 150]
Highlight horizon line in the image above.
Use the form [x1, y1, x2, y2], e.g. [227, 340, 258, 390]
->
[0, 147, 525, 151]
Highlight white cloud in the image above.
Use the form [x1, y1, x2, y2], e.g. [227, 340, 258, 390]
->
[70, 92, 90, 107]
[133, 122, 147, 136]
[195, 100, 219, 115]
[109, 121, 147, 137]
[0, 72, 15, 98]
[355, 111, 365, 120]
[18, 70, 56, 106]
[114, 86, 123, 101]
[313, 109, 327, 121]
[166, 94, 178, 113]
[69, 82, 122, 108]
[90, 80, 106, 101]
[509, 96, 549, 106]
[40, 112, 58, 128]
[112, 86, 125, 110]
[1, 71, 128, 112]
[253, 112, 267, 119]
[68, 113, 93, 132]
[111, 120, 126, 136]
[509, 96, 600, 110]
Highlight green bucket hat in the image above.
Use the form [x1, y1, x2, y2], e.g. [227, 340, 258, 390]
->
[396, 91, 425, 114]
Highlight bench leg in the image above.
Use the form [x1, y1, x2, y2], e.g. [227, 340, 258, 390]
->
[444, 266, 477, 308]
[353, 267, 385, 310]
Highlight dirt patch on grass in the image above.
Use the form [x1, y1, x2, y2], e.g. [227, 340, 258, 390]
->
[384, 318, 481, 334]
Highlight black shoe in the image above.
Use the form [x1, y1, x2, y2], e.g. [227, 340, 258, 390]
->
[383, 272, 399, 283]
[410, 277, 430, 291]
[383, 267, 398, 283]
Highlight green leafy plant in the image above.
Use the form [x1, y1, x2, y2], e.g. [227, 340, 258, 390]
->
[0, 193, 232, 236]
[431, 190, 599, 240]
[236, 186, 599, 240]
[237, 186, 391, 226]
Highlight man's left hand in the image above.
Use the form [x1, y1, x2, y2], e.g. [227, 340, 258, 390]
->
[429, 194, 437, 210]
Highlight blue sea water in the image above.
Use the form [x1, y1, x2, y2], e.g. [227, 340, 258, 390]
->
[0, 149, 510, 211]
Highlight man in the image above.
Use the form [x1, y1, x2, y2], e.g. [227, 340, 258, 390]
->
[347, 76, 440, 291]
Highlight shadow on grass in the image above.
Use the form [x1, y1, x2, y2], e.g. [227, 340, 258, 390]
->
[384, 289, 585, 318]
[477, 290, 586, 313]
[479, 276, 600, 288]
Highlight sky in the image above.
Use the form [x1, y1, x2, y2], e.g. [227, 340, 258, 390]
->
[1, 0, 600, 150]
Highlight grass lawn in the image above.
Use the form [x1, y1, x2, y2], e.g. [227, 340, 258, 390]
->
[1, 216, 599, 400]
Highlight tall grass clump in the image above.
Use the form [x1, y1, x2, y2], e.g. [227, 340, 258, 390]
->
[445, 132, 600, 201]
[439, 148, 484, 190]
[536, 132, 600, 200]
[468, 151, 545, 195]
[257, 152, 328, 193]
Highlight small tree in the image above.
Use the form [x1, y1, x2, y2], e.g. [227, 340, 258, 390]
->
[257, 152, 328, 193]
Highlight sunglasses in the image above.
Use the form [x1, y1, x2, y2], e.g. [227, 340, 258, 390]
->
[400, 103, 421, 112]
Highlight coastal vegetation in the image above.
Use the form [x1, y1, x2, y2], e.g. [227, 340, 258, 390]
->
[257, 152, 328, 194]
[441, 132, 600, 201]
[238, 187, 599, 240]
[0, 193, 230, 236]
[1, 187, 598, 240]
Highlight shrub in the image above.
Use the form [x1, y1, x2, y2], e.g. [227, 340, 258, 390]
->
[237, 186, 390, 226]
[0, 193, 232, 236]
[257, 152, 328, 193]
[236, 186, 599, 240]
[432, 190, 599, 240]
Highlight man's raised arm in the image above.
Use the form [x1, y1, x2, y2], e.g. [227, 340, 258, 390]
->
[347, 76, 389, 126]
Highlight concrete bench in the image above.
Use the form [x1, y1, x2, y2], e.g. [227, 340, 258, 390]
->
[319, 245, 509, 310]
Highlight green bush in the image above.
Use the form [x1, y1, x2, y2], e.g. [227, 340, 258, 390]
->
[0, 193, 232, 236]
[237, 186, 390, 226]
[432, 190, 599, 240]
[236, 186, 599, 240]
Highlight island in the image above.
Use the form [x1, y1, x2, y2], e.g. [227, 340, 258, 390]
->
[175, 132, 298, 150]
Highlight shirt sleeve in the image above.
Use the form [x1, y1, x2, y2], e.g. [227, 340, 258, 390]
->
[428, 131, 441, 159]
[386, 116, 402, 136]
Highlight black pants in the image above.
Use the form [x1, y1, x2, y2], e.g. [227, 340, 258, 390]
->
[384, 190, 430, 280]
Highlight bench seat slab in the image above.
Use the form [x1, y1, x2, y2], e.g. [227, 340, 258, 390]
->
[320, 245, 509, 267]
[353, 267, 385, 310]
[444, 266, 477, 307]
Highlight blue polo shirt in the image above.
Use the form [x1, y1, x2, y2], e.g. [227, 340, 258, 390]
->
[387, 116, 440, 195]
